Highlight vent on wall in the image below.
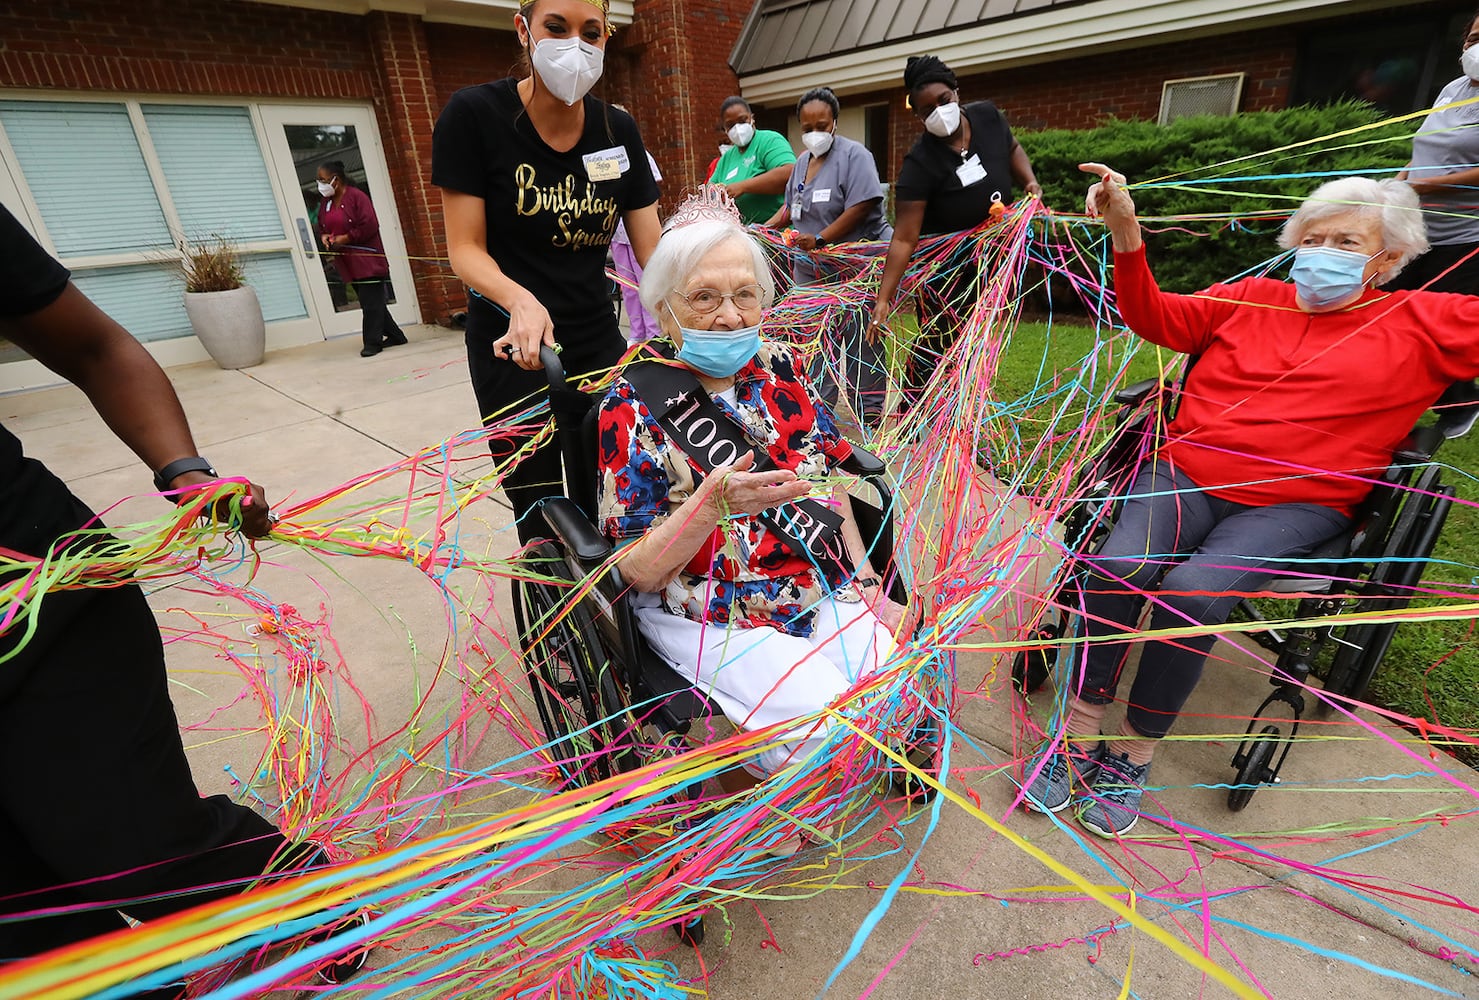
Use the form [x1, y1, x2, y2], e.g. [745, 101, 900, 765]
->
[1158, 73, 1246, 125]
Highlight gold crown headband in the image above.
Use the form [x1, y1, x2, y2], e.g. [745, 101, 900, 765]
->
[663, 185, 744, 233]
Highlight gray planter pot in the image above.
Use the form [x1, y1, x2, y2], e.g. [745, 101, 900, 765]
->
[184, 285, 265, 370]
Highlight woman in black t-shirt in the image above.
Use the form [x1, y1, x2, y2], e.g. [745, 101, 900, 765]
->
[432, 0, 661, 543]
[868, 55, 1042, 408]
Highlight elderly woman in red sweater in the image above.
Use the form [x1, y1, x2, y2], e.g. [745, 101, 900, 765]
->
[316, 159, 407, 358]
[1025, 165, 1479, 838]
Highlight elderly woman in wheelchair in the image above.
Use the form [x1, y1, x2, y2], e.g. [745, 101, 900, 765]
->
[594, 190, 906, 793]
[1023, 165, 1479, 839]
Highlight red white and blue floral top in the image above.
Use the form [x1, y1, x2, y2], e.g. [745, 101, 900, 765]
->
[596, 344, 854, 637]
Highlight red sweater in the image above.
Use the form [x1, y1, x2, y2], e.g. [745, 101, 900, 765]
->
[318, 185, 389, 283]
[1113, 246, 1479, 513]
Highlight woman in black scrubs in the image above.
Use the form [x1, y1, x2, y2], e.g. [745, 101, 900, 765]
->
[868, 55, 1041, 408]
[433, 0, 661, 543]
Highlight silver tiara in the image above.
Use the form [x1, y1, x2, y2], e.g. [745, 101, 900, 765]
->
[663, 185, 744, 233]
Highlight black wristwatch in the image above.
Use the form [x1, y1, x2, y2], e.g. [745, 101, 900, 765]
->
[154, 456, 217, 494]
[814, 236, 829, 248]
[856, 576, 882, 590]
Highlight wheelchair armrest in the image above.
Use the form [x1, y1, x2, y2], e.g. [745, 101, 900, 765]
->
[840, 444, 887, 478]
[1113, 377, 1160, 407]
[538, 497, 613, 566]
[1394, 424, 1444, 464]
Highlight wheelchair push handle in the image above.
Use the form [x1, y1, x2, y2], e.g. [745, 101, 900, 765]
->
[540, 344, 567, 392]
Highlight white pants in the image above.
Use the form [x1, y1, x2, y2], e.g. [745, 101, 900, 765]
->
[634, 594, 896, 774]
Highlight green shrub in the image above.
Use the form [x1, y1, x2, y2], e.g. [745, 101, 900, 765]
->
[1020, 102, 1415, 291]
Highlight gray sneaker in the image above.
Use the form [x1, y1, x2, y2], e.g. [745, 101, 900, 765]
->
[1022, 740, 1104, 814]
[1075, 748, 1152, 838]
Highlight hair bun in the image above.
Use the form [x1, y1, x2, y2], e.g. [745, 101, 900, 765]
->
[903, 54, 958, 93]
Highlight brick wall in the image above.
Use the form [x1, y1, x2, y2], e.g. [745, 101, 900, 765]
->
[977, 32, 1295, 133]
[614, 0, 755, 210]
[425, 21, 526, 111]
[0, 0, 378, 100]
[368, 13, 457, 324]
[419, 22, 525, 321]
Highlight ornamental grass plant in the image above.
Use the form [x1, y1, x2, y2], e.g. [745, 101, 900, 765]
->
[180, 235, 244, 293]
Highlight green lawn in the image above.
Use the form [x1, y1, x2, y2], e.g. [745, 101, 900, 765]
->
[928, 315, 1479, 763]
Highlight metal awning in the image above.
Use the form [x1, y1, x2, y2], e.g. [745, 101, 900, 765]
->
[730, 0, 1432, 104]
[732, 0, 1088, 77]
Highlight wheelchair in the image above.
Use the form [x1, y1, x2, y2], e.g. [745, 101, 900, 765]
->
[510, 347, 914, 944]
[1011, 372, 1455, 812]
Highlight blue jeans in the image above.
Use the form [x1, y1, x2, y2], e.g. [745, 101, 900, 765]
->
[1071, 459, 1351, 739]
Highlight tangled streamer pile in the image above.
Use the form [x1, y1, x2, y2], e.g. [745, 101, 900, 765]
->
[3, 117, 1479, 999]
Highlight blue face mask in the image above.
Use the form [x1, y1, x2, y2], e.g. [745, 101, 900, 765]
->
[1290, 246, 1381, 307]
[673, 320, 762, 378]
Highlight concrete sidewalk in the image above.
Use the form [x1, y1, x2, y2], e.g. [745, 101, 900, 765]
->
[5, 327, 1476, 999]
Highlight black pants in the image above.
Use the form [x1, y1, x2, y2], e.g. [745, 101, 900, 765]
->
[907, 257, 982, 405]
[355, 279, 403, 349]
[793, 260, 887, 426]
[1385, 242, 1479, 411]
[0, 585, 302, 962]
[466, 313, 626, 544]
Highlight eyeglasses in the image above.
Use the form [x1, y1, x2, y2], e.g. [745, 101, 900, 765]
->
[672, 284, 763, 315]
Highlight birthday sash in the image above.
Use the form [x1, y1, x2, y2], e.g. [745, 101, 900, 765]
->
[622, 361, 853, 584]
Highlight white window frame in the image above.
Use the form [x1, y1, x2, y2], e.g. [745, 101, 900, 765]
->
[0, 89, 385, 391]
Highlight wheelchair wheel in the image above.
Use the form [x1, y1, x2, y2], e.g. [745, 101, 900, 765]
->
[515, 542, 614, 789]
[674, 913, 705, 947]
[1322, 480, 1453, 704]
[1227, 725, 1280, 812]
[1011, 625, 1059, 695]
[888, 740, 940, 804]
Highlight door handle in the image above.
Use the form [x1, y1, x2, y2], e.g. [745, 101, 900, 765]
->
[295, 218, 316, 257]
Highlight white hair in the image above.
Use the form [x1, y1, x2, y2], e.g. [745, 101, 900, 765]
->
[638, 220, 775, 319]
[1278, 177, 1429, 284]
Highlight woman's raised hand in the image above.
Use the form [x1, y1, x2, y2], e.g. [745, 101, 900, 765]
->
[1078, 163, 1142, 252]
[1079, 163, 1130, 217]
[708, 451, 812, 516]
[492, 290, 556, 372]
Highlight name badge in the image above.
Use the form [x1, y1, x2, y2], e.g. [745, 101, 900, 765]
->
[812, 188, 832, 203]
[956, 154, 987, 187]
[725, 167, 740, 181]
[583, 145, 630, 181]
[585, 158, 621, 181]
[792, 197, 805, 219]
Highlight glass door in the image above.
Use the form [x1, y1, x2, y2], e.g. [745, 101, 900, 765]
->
[257, 104, 419, 339]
